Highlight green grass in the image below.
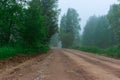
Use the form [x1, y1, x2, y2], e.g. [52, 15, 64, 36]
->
[74, 46, 120, 59]
[104, 48, 120, 58]
[75, 47, 104, 54]
[0, 45, 50, 60]
[0, 46, 18, 59]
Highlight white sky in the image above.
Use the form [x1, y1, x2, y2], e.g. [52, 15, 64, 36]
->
[58, 0, 119, 31]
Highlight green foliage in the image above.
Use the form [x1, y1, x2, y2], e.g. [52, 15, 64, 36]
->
[81, 3, 120, 58]
[0, 0, 59, 59]
[60, 8, 81, 48]
[0, 0, 24, 46]
[20, 44, 50, 55]
[105, 48, 120, 58]
[74, 46, 104, 54]
[74, 47, 120, 58]
[21, 0, 48, 49]
[82, 15, 115, 48]
[107, 4, 120, 46]
[0, 46, 18, 59]
[40, 0, 60, 40]
[0, 45, 49, 59]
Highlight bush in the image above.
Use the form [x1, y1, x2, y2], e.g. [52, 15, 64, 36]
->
[0, 46, 18, 59]
[105, 48, 120, 58]
[74, 46, 104, 54]
[74, 46, 120, 58]
[21, 44, 50, 55]
[0, 44, 50, 59]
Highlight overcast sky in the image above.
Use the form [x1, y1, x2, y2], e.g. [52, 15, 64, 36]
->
[58, 0, 119, 30]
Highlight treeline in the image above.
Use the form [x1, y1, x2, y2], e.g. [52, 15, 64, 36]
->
[77, 3, 120, 58]
[60, 3, 120, 49]
[0, 0, 59, 59]
[82, 15, 115, 48]
[60, 3, 120, 58]
[82, 3, 120, 48]
[60, 8, 81, 48]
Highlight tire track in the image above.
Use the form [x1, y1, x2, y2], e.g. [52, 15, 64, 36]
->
[63, 50, 120, 80]
[71, 49, 120, 65]
[59, 49, 95, 80]
[64, 49, 120, 78]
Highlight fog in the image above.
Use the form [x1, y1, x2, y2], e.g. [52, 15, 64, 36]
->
[58, 0, 119, 31]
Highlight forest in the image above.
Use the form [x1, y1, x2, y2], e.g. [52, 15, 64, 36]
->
[60, 3, 120, 58]
[0, 1, 120, 80]
[0, 0, 59, 59]
[0, 0, 120, 59]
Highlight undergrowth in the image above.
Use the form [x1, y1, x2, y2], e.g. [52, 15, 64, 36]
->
[74, 46, 120, 59]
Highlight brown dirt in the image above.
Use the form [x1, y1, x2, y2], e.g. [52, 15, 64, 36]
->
[0, 54, 39, 72]
[0, 48, 120, 80]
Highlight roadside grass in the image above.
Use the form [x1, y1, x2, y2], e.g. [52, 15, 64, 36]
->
[105, 48, 120, 58]
[0, 46, 18, 59]
[0, 45, 49, 60]
[74, 46, 120, 59]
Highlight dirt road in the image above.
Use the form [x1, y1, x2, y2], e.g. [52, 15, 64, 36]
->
[0, 48, 120, 80]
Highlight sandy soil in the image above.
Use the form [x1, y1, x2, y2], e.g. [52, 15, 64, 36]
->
[0, 48, 120, 80]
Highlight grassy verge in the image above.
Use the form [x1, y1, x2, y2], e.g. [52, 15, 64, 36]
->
[74, 47, 120, 59]
[0, 46, 18, 59]
[0, 45, 49, 60]
[105, 48, 120, 58]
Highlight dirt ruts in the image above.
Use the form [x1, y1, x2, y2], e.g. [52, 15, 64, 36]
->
[0, 48, 120, 80]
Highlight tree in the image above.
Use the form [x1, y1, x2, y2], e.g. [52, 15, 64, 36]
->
[0, 0, 60, 54]
[20, 0, 48, 50]
[60, 8, 81, 48]
[82, 16, 97, 47]
[39, 0, 60, 41]
[107, 4, 120, 46]
[0, 0, 25, 46]
[82, 15, 115, 48]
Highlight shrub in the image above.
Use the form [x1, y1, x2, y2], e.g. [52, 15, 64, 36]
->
[105, 48, 120, 58]
[74, 46, 104, 54]
[74, 46, 120, 58]
[0, 46, 18, 59]
[0, 44, 50, 59]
